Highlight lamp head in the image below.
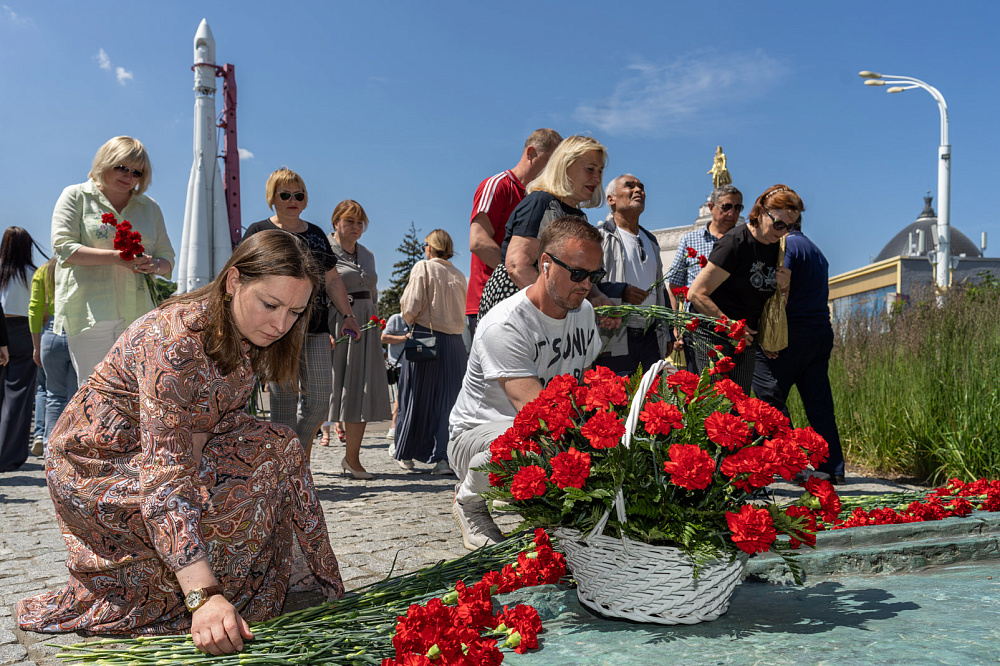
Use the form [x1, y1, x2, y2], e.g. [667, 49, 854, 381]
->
[864, 80, 886, 86]
[858, 71, 882, 79]
[887, 86, 906, 94]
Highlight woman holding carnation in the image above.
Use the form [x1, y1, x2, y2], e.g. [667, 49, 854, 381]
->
[395, 229, 467, 474]
[0, 227, 45, 472]
[51, 136, 175, 387]
[477, 135, 610, 318]
[17, 231, 344, 655]
[688, 184, 798, 394]
[324, 199, 390, 479]
[242, 168, 360, 454]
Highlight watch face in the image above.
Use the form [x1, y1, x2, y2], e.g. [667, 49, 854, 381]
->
[185, 589, 204, 610]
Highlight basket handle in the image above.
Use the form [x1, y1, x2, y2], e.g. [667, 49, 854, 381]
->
[587, 359, 676, 545]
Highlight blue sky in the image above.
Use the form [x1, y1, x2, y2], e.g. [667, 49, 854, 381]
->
[2, 1, 998, 291]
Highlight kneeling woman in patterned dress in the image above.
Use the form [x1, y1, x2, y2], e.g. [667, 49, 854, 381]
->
[16, 230, 344, 656]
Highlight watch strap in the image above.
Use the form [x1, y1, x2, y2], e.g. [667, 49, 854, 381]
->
[185, 585, 224, 612]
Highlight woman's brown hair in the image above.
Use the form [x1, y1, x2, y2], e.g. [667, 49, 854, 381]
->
[163, 229, 320, 385]
[747, 184, 805, 227]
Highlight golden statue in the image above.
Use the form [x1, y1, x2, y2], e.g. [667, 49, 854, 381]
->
[708, 146, 732, 189]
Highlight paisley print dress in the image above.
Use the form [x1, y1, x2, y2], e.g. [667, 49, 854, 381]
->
[16, 300, 344, 635]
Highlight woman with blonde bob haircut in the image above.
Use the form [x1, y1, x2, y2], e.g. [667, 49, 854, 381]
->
[394, 229, 467, 474]
[477, 135, 608, 318]
[242, 168, 360, 455]
[18, 230, 345, 656]
[52, 136, 175, 387]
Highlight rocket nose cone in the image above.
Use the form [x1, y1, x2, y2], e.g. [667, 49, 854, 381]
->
[195, 18, 215, 46]
[194, 18, 216, 62]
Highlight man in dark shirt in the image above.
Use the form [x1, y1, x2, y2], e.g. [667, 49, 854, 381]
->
[752, 226, 847, 484]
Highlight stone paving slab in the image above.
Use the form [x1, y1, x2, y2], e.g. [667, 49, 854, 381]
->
[0, 421, 983, 665]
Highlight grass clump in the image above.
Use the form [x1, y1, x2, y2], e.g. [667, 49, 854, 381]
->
[789, 273, 1000, 483]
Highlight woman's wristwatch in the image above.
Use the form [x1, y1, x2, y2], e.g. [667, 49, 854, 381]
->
[184, 585, 224, 612]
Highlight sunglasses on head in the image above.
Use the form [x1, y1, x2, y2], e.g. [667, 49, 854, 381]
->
[278, 192, 305, 201]
[716, 202, 744, 213]
[546, 253, 607, 283]
[113, 164, 143, 179]
[761, 208, 799, 231]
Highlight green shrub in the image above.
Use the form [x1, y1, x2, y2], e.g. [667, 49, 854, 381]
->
[789, 275, 1000, 483]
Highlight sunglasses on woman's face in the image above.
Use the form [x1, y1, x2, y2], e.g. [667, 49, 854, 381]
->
[113, 164, 144, 179]
[547, 253, 607, 283]
[278, 192, 305, 201]
[762, 209, 798, 231]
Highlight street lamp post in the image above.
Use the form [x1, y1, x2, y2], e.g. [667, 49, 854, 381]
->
[859, 70, 951, 289]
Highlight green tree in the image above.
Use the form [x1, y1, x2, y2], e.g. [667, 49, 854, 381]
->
[378, 221, 423, 318]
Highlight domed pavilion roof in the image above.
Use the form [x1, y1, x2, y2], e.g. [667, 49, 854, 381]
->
[874, 194, 983, 262]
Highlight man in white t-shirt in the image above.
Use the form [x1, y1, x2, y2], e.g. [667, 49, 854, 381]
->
[448, 216, 604, 550]
[595, 174, 670, 376]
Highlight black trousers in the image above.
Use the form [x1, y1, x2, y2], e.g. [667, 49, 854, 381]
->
[0, 318, 37, 472]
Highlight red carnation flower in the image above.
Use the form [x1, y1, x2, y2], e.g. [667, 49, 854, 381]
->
[666, 370, 700, 398]
[698, 255, 708, 268]
[726, 504, 777, 554]
[662, 443, 716, 490]
[784, 505, 818, 549]
[728, 319, 746, 340]
[710, 355, 735, 375]
[101, 212, 118, 226]
[713, 316, 730, 333]
[509, 466, 548, 500]
[704, 411, 751, 449]
[639, 400, 684, 436]
[549, 447, 591, 489]
[686, 246, 697, 258]
[580, 409, 625, 449]
[497, 604, 542, 653]
[765, 437, 810, 481]
[734, 338, 748, 355]
[583, 366, 629, 410]
[712, 378, 747, 404]
[671, 286, 689, 300]
[736, 397, 790, 436]
[791, 427, 829, 467]
[803, 476, 842, 522]
[685, 318, 700, 333]
[720, 446, 777, 491]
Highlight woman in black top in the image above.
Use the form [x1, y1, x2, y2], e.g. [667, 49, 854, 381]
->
[689, 184, 800, 393]
[242, 168, 360, 449]
[478, 135, 609, 319]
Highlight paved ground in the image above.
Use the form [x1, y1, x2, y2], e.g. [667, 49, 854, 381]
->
[0, 422, 927, 666]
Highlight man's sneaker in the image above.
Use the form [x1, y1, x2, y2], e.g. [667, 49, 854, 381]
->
[431, 460, 454, 476]
[396, 458, 414, 471]
[31, 436, 44, 457]
[386, 427, 395, 439]
[452, 499, 505, 551]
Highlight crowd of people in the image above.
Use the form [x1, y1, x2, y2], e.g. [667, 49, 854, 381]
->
[5, 130, 846, 655]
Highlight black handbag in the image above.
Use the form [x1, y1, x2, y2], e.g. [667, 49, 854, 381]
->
[403, 329, 437, 362]
[386, 361, 401, 384]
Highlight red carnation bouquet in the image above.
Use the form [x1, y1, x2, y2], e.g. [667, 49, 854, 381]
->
[101, 212, 165, 305]
[483, 362, 842, 570]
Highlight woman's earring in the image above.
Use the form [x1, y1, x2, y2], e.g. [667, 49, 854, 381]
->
[223, 293, 232, 303]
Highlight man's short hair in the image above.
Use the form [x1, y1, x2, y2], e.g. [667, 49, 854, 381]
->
[525, 128, 562, 154]
[538, 215, 602, 260]
[709, 184, 742, 204]
[605, 173, 638, 199]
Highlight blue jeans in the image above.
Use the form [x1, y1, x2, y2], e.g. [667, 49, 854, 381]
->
[40, 321, 77, 445]
[33, 365, 46, 441]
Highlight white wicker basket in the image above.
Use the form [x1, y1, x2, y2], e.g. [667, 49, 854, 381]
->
[555, 360, 747, 625]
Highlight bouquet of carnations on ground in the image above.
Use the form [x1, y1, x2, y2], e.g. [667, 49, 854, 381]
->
[481, 359, 841, 624]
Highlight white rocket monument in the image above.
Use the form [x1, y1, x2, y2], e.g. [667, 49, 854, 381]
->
[178, 19, 232, 293]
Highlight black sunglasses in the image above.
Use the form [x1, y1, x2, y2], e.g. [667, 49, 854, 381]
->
[278, 192, 305, 201]
[762, 208, 798, 231]
[546, 253, 606, 283]
[113, 164, 143, 179]
[716, 202, 744, 214]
